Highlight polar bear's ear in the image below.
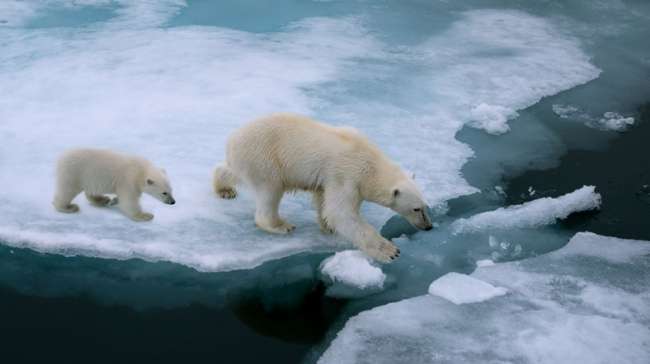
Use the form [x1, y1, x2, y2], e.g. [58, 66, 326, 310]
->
[147, 179, 155, 185]
[393, 189, 400, 198]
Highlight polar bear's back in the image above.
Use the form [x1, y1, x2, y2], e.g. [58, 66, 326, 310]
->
[226, 113, 382, 190]
[57, 148, 146, 193]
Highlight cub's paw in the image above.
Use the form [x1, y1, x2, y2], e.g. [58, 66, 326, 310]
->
[365, 239, 400, 263]
[217, 188, 237, 199]
[132, 212, 154, 222]
[108, 197, 119, 206]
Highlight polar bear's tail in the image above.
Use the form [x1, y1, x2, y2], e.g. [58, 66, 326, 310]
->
[213, 164, 240, 199]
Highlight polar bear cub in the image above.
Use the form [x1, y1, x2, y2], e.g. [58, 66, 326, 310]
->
[213, 113, 433, 262]
[53, 148, 175, 221]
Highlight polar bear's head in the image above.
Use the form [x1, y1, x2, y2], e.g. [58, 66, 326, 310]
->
[143, 168, 175, 205]
[390, 177, 432, 231]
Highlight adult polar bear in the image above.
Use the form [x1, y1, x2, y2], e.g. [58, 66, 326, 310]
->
[214, 113, 432, 262]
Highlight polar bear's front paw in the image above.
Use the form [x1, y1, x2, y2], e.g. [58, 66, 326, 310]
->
[132, 212, 154, 221]
[365, 239, 400, 263]
[217, 188, 237, 199]
[319, 219, 335, 234]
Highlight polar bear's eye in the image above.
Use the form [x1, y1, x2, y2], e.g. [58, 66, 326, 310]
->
[413, 208, 421, 212]
[162, 192, 168, 196]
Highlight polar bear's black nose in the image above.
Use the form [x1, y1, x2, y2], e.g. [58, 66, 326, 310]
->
[168, 198, 176, 205]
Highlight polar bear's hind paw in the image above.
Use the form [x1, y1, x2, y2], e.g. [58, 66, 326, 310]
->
[132, 212, 154, 221]
[218, 188, 237, 199]
[55, 203, 80, 213]
[88, 195, 112, 207]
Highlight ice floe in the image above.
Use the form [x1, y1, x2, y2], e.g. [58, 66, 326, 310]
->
[318, 232, 650, 364]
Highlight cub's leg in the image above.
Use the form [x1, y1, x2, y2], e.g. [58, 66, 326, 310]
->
[254, 185, 295, 234]
[214, 164, 239, 199]
[312, 189, 333, 234]
[322, 184, 400, 262]
[116, 187, 153, 221]
[85, 191, 112, 207]
[53, 182, 81, 213]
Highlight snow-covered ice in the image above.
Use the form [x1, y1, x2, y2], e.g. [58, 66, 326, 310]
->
[452, 186, 601, 234]
[318, 232, 650, 364]
[0, 2, 600, 271]
[427, 272, 507, 304]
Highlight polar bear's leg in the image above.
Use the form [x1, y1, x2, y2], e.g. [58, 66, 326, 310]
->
[322, 184, 400, 262]
[312, 190, 333, 234]
[85, 192, 112, 207]
[116, 187, 153, 221]
[53, 183, 81, 213]
[214, 164, 239, 199]
[254, 185, 295, 234]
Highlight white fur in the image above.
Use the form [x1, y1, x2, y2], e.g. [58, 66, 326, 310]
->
[214, 113, 432, 262]
[53, 148, 175, 221]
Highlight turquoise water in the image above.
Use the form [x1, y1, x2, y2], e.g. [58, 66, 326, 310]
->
[1, 1, 649, 363]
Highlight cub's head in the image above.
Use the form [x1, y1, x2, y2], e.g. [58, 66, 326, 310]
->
[389, 176, 432, 231]
[143, 168, 175, 205]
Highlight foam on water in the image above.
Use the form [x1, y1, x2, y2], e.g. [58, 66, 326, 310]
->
[0, 2, 600, 271]
[318, 232, 650, 364]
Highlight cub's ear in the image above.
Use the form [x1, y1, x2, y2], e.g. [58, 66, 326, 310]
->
[147, 179, 155, 185]
[393, 189, 400, 198]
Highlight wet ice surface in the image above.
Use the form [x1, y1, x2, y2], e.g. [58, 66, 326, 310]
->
[319, 232, 650, 364]
[0, 1, 600, 271]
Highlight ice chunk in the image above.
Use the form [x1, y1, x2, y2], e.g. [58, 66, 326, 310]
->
[452, 186, 601, 233]
[476, 259, 495, 267]
[598, 111, 635, 131]
[427, 272, 507, 304]
[552, 103, 582, 119]
[552, 104, 635, 131]
[320, 250, 386, 291]
[319, 232, 650, 364]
